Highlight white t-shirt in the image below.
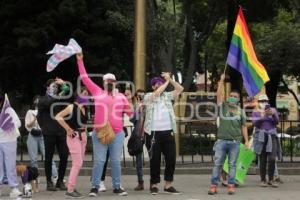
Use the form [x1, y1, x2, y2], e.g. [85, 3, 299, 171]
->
[25, 109, 40, 132]
[151, 100, 172, 131]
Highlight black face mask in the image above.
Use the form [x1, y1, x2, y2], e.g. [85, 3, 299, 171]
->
[107, 83, 113, 92]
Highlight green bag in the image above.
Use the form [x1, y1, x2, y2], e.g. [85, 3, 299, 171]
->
[223, 144, 256, 184]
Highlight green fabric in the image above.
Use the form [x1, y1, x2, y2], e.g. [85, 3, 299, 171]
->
[144, 92, 177, 134]
[223, 144, 256, 184]
[227, 96, 238, 104]
[59, 83, 70, 96]
[217, 103, 246, 141]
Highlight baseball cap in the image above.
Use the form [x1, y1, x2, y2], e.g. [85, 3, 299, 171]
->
[258, 94, 269, 101]
[103, 73, 116, 81]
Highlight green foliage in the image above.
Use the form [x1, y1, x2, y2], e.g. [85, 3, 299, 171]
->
[254, 9, 300, 78]
[0, 0, 135, 108]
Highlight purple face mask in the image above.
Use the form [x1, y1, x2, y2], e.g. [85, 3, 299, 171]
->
[77, 95, 89, 104]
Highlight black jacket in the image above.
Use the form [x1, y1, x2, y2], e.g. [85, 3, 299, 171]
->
[37, 95, 68, 136]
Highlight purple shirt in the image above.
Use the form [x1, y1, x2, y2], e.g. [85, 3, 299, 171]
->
[252, 108, 279, 130]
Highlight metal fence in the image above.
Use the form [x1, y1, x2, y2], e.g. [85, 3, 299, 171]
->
[16, 119, 300, 166]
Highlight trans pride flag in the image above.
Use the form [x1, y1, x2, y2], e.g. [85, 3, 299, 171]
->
[227, 7, 270, 97]
[46, 38, 82, 72]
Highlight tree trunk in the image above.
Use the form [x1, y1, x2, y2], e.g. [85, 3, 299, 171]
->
[265, 70, 282, 107]
[226, 0, 243, 95]
[281, 78, 300, 106]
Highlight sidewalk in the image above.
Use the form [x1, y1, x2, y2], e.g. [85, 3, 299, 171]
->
[1, 175, 300, 200]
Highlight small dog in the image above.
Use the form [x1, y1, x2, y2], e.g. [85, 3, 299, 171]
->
[16, 164, 39, 197]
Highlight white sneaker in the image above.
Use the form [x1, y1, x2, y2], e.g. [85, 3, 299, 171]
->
[52, 176, 58, 185]
[99, 181, 106, 192]
[10, 188, 22, 198]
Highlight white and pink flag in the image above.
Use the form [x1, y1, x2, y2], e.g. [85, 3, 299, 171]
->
[46, 38, 82, 72]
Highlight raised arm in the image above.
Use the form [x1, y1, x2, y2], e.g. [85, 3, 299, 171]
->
[166, 73, 184, 98]
[217, 74, 225, 105]
[76, 53, 102, 96]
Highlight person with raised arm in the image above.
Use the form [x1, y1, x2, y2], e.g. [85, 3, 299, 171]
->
[76, 53, 133, 197]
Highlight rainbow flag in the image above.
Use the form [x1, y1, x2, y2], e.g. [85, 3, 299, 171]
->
[227, 8, 269, 97]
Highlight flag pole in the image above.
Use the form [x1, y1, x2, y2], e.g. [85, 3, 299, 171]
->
[223, 62, 227, 75]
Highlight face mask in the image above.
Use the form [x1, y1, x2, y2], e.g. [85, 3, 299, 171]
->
[47, 83, 58, 97]
[227, 96, 238, 105]
[77, 95, 89, 104]
[259, 103, 267, 109]
[106, 83, 114, 92]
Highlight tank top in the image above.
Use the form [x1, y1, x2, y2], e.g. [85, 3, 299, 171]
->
[66, 103, 88, 130]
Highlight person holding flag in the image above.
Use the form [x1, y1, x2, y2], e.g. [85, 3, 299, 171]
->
[0, 94, 23, 198]
[208, 6, 270, 195]
[208, 75, 249, 195]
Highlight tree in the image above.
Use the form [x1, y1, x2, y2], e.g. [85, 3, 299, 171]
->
[254, 9, 300, 106]
[146, 0, 226, 91]
[0, 0, 135, 112]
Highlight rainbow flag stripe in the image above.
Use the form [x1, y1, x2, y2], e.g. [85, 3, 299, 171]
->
[227, 8, 269, 97]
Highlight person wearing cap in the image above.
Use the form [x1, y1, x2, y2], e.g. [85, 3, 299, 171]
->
[76, 53, 133, 197]
[252, 94, 282, 187]
[143, 72, 183, 195]
[208, 74, 249, 195]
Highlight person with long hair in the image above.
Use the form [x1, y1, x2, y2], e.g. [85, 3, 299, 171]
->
[55, 87, 89, 198]
[25, 96, 58, 181]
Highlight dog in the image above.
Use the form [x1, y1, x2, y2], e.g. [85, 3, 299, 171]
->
[16, 164, 39, 197]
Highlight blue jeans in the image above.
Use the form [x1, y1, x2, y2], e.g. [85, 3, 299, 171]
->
[27, 134, 58, 177]
[211, 139, 240, 185]
[91, 131, 125, 189]
[136, 153, 143, 182]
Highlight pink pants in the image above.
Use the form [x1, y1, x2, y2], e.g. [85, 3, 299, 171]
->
[66, 132, 87, 192]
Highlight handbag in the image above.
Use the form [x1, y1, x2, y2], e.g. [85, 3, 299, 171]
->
[95, 100, 116, 144]
[96, 122, 115, 144]
[127, 129, 144, 156]
[30, 128, 42, 137]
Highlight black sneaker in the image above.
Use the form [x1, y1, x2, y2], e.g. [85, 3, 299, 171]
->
[56, 180, 67, 190]
[47, 181, 58, 191]
[150, 187, 159, 195]
[164, 186, 181, 194]
[89, 188, 98, 197]
[113, 188, 128, 196]
[65, 191, 84, 199]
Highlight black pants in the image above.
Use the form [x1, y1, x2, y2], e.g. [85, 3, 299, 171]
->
[145, 130, 176, 185]
[44, 134, 69, 183]
[101, 150, 109, 181]
[260, 134, 277, 182]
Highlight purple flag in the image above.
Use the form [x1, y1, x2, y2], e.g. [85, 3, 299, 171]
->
[0, 94, 20, 133]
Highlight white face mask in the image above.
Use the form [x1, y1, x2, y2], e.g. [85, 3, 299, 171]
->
[259, 103, 267, 109]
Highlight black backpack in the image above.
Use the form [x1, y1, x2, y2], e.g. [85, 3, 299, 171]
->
[127, 129, 144, 156]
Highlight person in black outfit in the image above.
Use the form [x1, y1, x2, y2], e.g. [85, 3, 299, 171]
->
[37, 78, 70, 191]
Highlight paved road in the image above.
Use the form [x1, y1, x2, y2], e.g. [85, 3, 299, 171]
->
[1, 175, 300, 200]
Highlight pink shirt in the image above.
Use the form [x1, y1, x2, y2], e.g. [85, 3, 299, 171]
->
[77, 59, 133, 133]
